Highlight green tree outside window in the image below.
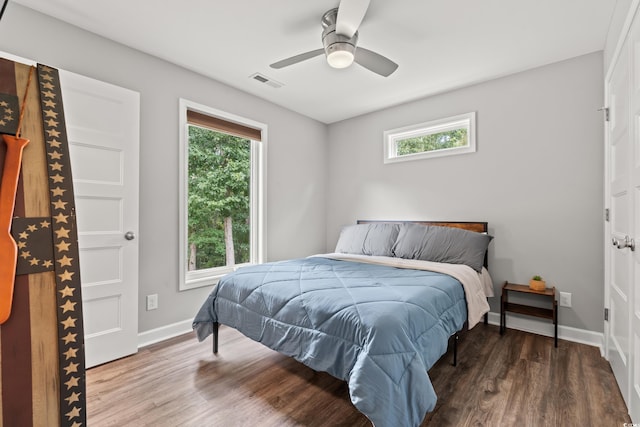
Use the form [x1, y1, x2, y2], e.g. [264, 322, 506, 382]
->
[397, 128, 468, 156]
[187, 125, 250, 271]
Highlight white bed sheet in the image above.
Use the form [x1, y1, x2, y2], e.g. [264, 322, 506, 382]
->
[312, 253, 493, 328]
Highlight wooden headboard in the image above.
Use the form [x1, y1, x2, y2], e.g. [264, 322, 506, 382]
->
[356, 220, 490, 267]
[356, 220, 488, 233]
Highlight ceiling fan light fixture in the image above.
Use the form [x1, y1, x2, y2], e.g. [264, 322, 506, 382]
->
[270, 3, 398, 77]
[326, 42, 355, 69]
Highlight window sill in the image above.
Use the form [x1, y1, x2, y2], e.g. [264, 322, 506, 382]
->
[179, 263, 253, 291]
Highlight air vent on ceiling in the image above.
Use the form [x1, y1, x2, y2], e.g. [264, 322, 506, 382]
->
[249, 73, 284, 89]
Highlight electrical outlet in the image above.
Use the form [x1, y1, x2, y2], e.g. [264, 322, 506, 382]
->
[559, 292, 572, 307]
[146, 294, 158, 311]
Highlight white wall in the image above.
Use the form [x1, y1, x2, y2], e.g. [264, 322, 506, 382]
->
[0, 4, 328, 333]
[0, 3, 608, 335]
[326, 52, 605, 332]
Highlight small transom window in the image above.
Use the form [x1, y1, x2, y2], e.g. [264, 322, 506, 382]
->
[384, 112, 476, 163]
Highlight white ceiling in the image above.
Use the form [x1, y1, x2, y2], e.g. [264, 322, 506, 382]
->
[12, 0, 616, 124]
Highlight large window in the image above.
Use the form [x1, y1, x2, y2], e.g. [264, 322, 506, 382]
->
[384, 112, 476, 163]
[179, 99, 265, 290]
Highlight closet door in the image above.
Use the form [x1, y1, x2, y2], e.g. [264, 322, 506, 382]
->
[606, 7, 640, 421]
[626, 13, 640, 422]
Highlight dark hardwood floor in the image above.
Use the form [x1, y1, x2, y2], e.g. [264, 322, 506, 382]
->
[86, 324, 631, 426]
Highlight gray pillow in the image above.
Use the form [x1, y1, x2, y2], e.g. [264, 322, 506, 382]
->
[390, 223, 431, 259]
[335, 223, 400, 257]
[362, 223, 400, 256]
[334, 224, 370, 254]
[393, 223, 492, 272]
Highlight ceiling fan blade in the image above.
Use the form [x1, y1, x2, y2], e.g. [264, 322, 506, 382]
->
[336, 0, 371, 38]
[354, 47, 398, 77]
[270, 49, 325, 69]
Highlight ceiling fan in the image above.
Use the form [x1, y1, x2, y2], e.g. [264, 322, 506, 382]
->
[270, 0, 398, 77]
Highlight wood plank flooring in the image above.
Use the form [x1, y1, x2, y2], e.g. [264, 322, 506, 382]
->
[86, 324, 631, 426]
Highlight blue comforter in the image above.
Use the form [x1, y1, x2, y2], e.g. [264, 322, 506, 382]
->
[193, 256, 467, 427]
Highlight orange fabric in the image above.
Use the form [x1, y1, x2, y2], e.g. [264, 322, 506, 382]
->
[0, 134, 29, 324]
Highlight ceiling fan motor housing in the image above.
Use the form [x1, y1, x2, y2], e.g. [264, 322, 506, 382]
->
[321, 9, 358, 68]
[323, 30, 358, 58]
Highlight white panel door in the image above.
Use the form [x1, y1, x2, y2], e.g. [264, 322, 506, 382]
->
[59, 70, 140, 368]
[628, 14, 640, 422]
[606, 8, 640, 420]
[607, 34, 632, 410]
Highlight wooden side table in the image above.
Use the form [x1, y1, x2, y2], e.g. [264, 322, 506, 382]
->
[500, 281, 558, 347]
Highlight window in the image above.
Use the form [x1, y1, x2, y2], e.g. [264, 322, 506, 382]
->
[384, 112, 476, 163]
[178, 99, 266, 290]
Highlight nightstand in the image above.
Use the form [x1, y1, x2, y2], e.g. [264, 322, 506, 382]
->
[500, 281, 558, 347]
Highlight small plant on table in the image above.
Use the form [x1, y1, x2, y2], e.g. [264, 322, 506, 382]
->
[529, 275, 546, 291]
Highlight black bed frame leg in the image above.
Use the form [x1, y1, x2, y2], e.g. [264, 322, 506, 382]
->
[213, 322, 219, 354]
[452, 333, 459, 366]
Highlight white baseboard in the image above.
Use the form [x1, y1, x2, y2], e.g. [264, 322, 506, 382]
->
[486, 311, 605, 355]
[136, 313, 606, 356]
[137, 318, 194, 349]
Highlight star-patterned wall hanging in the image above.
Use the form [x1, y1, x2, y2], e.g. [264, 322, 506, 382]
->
[0, 93, 18, 135]
[0, 59, 87, 427]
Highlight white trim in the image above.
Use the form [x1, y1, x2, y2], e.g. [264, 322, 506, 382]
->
[605, 0, 640, 83]
[486, 312, 605, 356]
[604, 24, 614, 361]
[383, 112, 476, 163]
[139, 312, 605, 356]
[137, 318, 194, 348]
[178, 98, 267, 291]
[0, 50, 36, 66]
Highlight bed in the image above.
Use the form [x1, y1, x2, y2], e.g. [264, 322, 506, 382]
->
[192, 220, 494, 427]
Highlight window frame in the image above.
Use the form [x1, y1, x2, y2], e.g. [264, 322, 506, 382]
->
[383, 112, 476, 163]
[178, 99, 266, 291]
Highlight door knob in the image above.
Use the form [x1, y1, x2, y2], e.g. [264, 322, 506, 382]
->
[124, 231, 136, 241]
[613, 235, 635, 251]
